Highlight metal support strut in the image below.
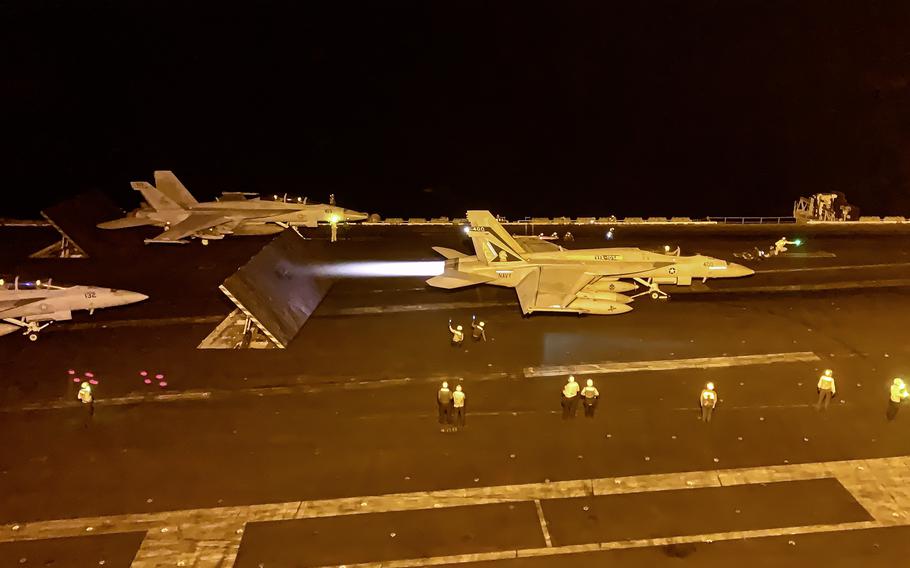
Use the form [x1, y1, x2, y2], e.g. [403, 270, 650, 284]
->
[2, 318, 52, 341]
[630, 277, 669, 300]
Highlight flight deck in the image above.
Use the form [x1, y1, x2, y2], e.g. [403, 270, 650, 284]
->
[2, 219, 910, 566]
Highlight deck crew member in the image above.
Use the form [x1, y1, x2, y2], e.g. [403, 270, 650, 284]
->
[453, 385, 466, 428]
[581, 379, 599, 418]
[816, 369, 836, 411]
[700, 382, 717, 422]
[448, 320, 464, 346]
[471, 317, 486, 341]
[437, 381, 453, 425]
[888, 378, 909, 421]
[561, 376, 580, 419]
[78, 381, 94, 425]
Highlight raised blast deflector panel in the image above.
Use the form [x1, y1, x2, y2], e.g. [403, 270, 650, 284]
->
[41, 191, 127, 258]
[220, 229, 333, 348]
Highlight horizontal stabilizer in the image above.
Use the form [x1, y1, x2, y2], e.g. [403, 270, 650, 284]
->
[97, 216, 156, 229]
[132, 181, 183, 212]
[432, 246, 468, 259]
[426, 271, 495, 289]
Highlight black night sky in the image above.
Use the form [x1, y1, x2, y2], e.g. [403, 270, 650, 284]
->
[5, 1, 910, 219]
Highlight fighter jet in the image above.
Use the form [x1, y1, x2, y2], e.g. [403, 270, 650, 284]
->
[0, 277, 148, 340]
[98, 171, 369, 244]
[427, 211, 754, 315]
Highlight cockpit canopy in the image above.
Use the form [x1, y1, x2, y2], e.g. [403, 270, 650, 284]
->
[0, 276, 69, 291]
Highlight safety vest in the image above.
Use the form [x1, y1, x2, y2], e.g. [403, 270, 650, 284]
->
[701, 390, 716, 407]
[472, 325, 484, 339]
[581, 386, 599, 399]
[817, 376, 836, 393]
[78, 388, 93, 404]
[891, 384, 909, 403]
[563, 382, 579, 398]
[451, 329, 463, 342]
[453, 391, 465, 408]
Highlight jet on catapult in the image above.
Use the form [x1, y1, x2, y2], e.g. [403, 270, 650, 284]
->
[0, 277, 148, 340]
[98, 171, 368, 244]
[427, 211, 754, 315]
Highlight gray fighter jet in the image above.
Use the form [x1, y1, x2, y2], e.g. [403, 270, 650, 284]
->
[427, 211, 754, 315]
[0, 277, 147, 340]
[98, 171, 369, 244]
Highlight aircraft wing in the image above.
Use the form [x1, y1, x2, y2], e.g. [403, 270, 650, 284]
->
[97, 216, 157, 229]
[0, 323, 19, 337]
[0, 298, 45, 318]
[147, 214, 232, 243]
[523, 267, 636, 313]
[515, 268, 540, 314]
[583, 262, 665, 276]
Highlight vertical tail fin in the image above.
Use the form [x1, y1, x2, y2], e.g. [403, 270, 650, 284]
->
[154, 171, 198, 207]
[131, 181, 183, 211]
[466, 210, 526, 265]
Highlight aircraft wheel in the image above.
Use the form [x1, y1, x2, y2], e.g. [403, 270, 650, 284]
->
[650, 291, 660, 300]
[28, 334, 38, 341]
[202, 239, 209, 246]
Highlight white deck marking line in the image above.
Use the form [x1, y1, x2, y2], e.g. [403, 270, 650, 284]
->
[54, 315, 224, 331]
[524, 351, 820, 378]
[4, 391, 214, 411]
[757, 261, 910, 274]
[533, 499, 553, 547]
[2, 352, 818, 413]
[318, 521, 883, 568]
[698, 278, 910, 294]
[2, 456, 908, 567]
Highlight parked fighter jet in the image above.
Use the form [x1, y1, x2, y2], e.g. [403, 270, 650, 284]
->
[0, 277, 147, 340]
[98, 171, 368, 244]
[427, 211, 754, 315]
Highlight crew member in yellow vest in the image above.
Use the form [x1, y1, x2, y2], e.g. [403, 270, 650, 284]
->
[448, 320, 464, 346]
[453, 385, 466, 428]
[78, 381, 94, 424]
[561, 376, 580, 419]
[816, 369, 836, 411]
[700, 382, 717, 422]
[887, 377, 909, 421]
[437, 381, 453, 426]
[471, 317, 486, 341]
[580, 379, 599, 418]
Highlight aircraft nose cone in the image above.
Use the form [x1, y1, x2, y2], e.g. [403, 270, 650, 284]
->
[727, 263, 755, 277]
[344, 209, 368, 222]
[118, 291, 148, 304]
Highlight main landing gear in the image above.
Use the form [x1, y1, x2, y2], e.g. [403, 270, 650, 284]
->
[3, 318, 51, 341]
[630, 278, 669, 300]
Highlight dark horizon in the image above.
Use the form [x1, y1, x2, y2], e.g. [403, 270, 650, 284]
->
[5, 1, 910, 220]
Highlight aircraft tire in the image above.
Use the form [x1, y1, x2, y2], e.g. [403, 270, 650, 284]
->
[28, 334, 38, 341]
